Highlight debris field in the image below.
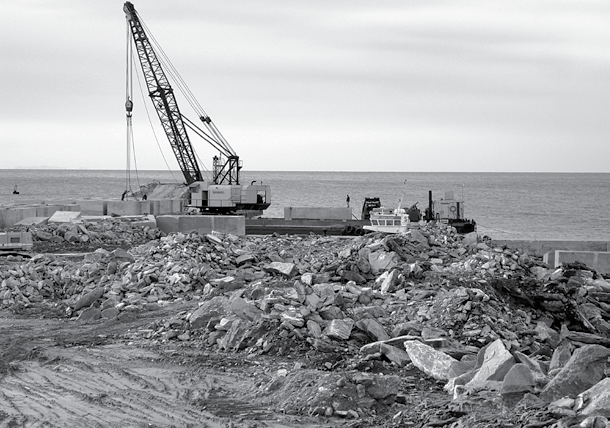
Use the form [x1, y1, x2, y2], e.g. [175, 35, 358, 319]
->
[1, 218, 609, 428]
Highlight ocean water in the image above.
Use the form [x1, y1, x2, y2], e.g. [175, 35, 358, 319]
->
[1, 169, 609, 241]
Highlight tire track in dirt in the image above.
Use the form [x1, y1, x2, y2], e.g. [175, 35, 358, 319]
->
[0, 344, 223, 427]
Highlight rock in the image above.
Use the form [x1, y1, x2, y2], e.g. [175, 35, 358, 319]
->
[446, 358, 477, 380]
[379, 344, 411, 367]
[306, 320, 322, 338]
[341, 270, 367, 284]
[206, 233, 223, 245]
[112, 248, 135, 262]
[101, 307, 120, 319]
[281, 312, 305, 328]
[73, 286, 105, 311]
[355, 318, 390, 342]
[357, 248, 371, 273]
[549, 341, 573, 372]
[235, 254, 255, 266]
[540, 344, 610, 403]
[230, 296, 262, 322]
[189, 296, 230, 330]
[408, 230, 430, 247]
[368, 250, 398, 274]
[466, 339, 515, 389]
[319, 306, 346, 320]
[461, 232, 478, 247]
[77, 307, 102, 322]
[513, 351, 548, 384]
[379, 269, 400, 294]
[579, 378, 610, 417]
[64, 231, 81, 243]
[365, 375, 401, 403]
[34, 231, 53, 241]
[218, 318, 251, 351]
[501, 363, 535, 395]
[265, 262, 299, 278]
[325, 319, 353, 340]
[403, 340, 458, 381]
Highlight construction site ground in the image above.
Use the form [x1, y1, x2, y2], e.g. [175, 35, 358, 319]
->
[1, 299, 452, 428]
[2, 222, 609, 428]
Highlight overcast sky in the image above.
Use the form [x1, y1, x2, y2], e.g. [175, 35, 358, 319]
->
[1, 0, 609, 172]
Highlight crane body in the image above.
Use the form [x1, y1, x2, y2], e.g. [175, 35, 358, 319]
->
[124, 2, 270, 213]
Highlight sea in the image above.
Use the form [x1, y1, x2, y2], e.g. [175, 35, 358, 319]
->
[1, 169, 609, 242]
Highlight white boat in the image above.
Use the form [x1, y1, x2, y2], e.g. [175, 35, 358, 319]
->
[363, 206, 417, 234]
[363, 180, 420, 234]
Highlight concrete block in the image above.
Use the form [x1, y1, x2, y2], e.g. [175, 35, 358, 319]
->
[0, 207, 7, 229]
[49, 211, 82, 223]
[150, 200, 173, 215]
[207, 215, 245, 236]
[553, 250, 610, 276]
[156, 216, 180, 234]
[76, 200, 107, 216]
[107, 201, 149, 216]
[0, 207, 38, 229]
[177, 216, 215, 234]
[15, 217, 49, 227]
[59, 204, 81, 212]
[284, 207, 352, 221]
[171, 199, 184, 213]
[149, 199, 184, 215]
[36, 205, 61, 218]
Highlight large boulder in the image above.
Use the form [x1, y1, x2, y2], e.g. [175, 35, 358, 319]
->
[540, 344, 610, 403]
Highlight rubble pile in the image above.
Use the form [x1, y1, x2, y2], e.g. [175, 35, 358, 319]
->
[24, 218, 164, 249]
[1, 223, 609, 426]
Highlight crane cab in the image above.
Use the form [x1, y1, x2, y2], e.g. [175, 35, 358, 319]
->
[188, 181, 270, 213]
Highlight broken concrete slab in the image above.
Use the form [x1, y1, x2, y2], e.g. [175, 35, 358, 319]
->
[48, 210, 82, 224]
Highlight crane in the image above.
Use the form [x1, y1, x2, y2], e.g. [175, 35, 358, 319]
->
[123, 1, 270, 213]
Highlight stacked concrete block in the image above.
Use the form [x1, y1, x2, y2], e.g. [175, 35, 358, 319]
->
[107, 201, 150, 216]
[149, 200, 173, 215]
[77, 200, 107, 216]
[0, 206, 38, 229]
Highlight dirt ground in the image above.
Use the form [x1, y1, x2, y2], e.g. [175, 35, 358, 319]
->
[1, 302, 337, 428]
[0, 300, 547, 428]
[0, 302, 454, 428]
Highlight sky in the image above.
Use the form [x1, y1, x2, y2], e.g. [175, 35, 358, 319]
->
[1, 0, 609, 173]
